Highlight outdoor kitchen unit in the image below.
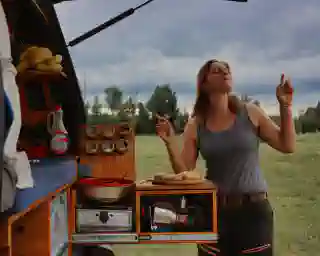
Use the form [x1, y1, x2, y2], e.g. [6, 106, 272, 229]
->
[71, 122, 219, 245]
[73, 180, 218, 244]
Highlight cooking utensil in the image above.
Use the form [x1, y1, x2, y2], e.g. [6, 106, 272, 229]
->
[78, 178, 134, 203]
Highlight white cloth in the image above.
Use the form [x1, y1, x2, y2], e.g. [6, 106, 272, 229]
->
[1, 2, 34, 189]
[0, 2, 10, 60]
[5, 152, 34, 189]
[2, 59, 20, 156]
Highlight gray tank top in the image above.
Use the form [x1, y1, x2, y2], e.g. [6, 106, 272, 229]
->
[197, 106, 268, 194]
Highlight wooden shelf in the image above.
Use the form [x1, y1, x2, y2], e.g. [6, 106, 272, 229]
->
[79, 124, 136, 181]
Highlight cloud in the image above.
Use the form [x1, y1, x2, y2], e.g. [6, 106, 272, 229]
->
[54, 0, 320, 114]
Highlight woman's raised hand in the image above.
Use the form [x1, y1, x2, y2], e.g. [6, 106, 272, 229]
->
[276, 73, 294, 107]
[155, 114, 175, 144]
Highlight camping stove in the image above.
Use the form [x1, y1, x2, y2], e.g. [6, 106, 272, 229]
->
[76, 206, 133, 233]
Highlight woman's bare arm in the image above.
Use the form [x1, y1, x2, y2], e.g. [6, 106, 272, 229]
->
[165, 118, 199, 174]
[247, 103, 296, 153]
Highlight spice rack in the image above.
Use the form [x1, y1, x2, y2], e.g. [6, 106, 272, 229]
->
[78, 123, 135, 181]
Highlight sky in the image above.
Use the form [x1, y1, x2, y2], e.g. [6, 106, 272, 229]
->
[55, 0, 320, 115]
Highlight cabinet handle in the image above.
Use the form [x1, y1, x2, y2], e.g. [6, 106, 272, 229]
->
[14, 225, 25, 233]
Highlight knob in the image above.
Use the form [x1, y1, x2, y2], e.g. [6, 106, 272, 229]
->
[99, 211, 109, 223]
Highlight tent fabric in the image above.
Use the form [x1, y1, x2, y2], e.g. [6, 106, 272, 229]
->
[0, 61, 3, 212]
[0, 0, 85, 212]
[1, 62, 17, 212]
[1, 0, 17, 213]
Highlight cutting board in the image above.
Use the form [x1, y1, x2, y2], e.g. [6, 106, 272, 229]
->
[136, 180, 216, 191]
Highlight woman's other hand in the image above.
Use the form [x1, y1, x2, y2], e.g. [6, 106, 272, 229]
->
[276, 73, 294, 107]
[155, 115, 175, 144]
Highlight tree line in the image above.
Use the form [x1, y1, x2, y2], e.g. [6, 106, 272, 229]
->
[85, 84, 320, 134]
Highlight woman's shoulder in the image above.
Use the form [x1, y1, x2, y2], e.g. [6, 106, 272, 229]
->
[244, 102, 269, 127]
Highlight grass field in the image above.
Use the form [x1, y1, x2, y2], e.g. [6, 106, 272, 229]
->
[112, 134, 320, 256]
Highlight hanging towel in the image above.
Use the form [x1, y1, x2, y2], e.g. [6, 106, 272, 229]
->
[2, 62, 34, 189]
[1, 2, 34, 194]
[5, 92, 13, 136]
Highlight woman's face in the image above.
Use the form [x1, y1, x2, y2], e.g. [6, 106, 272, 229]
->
[204, 61, 232, 93]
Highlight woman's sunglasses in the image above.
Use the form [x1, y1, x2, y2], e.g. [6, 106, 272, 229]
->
[207, 59, 230, 74]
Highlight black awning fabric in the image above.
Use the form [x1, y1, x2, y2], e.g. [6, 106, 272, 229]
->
[41, 0, 86, 154]
[4, 0, 86, 154]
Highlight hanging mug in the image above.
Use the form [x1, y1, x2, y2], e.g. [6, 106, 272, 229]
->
[102, 125, 116, 139]
[101, 140, 115, 154]
[115, 139, 129, 154]
[118, 122, 132, 136]
[86, 125, 100, 139]
[85, 141, 99, 155]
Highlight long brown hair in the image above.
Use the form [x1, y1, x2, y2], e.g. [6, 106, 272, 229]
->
[192, 59, 243, 123]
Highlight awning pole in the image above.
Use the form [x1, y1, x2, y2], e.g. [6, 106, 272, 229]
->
[67, 0, 156, 47]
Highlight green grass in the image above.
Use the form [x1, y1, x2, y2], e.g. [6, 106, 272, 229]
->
[112, 134, 320, 256]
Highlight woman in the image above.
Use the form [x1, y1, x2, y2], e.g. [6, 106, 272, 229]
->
[155, 59, 295, 256]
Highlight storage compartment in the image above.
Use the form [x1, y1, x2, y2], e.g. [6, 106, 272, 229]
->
[135, 182, 218, 243]
[139, 194, 213, 233]
[11, 203, 50, 256]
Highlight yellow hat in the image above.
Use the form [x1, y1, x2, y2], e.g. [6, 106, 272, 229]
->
[16, 46, 66, 77]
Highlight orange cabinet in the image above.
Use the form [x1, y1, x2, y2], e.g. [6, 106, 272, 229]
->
[0, 188, 72, 256]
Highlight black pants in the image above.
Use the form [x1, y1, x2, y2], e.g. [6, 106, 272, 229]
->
[198, 199, 273, 256]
